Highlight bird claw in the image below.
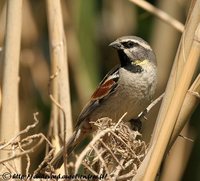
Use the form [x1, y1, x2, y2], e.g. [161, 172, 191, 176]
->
[129, 118, 142, 132]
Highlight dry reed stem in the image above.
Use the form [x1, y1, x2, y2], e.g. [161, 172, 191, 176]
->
[134, 1, 200, 180]
[0, 0, 22, 171]
[151, 0, 200, 147]
[168, 74, 200, 149]
[47, 67, 61, 157]
[0, 86, 1, 110]
[142, 24, 200, 181]
[49, 67, 59, 138]
[129, 0, 184, 32]
[46, 0, 73, 174]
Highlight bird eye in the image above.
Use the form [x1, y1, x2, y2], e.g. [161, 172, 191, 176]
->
[122, 41, 137, 48]
[127, 41, 134, 47]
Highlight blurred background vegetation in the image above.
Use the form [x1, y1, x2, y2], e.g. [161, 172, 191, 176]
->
[0, 0, 199, 180]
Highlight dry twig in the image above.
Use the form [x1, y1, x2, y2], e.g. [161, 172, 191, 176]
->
[74, 117, 147, 180]
[0, 112, 39, 150]
[0, 113, 54, 175]
[129, 0, 184, 32]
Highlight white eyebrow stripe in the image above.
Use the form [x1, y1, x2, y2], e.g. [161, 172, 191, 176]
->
[130, 39, 152, 51]
[134, 39, 152, 50]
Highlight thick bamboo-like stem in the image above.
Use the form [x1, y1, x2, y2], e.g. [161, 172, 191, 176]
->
[133, 1, 200, 180]
[46, 0, 73, 173]
[0, 86, 1, 110]
[46, 0, 59, 150]
[46, 0, 73, 137]
[155, 0, 200, 130]
[142, 24, 200, 181]
[168, 74, 200, 149]
[160, 75, 200, 181]
[0, 0, 22, 171]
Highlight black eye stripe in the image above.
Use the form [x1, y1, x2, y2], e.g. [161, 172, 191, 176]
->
[121, 41, 139, 48]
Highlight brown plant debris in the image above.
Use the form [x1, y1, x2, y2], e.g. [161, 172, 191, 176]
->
[75, 116, 147, 181]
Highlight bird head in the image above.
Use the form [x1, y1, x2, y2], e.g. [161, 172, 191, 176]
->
[109, 36, 156, 69]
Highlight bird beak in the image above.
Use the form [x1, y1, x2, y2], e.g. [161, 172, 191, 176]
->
[109, 41, 122, 50]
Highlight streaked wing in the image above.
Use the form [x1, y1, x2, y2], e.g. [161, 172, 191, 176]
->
[75, 65, 120, 128]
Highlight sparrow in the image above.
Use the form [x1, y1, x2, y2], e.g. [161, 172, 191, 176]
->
[50, 36, 157, 169]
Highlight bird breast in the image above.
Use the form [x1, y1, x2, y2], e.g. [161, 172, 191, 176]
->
[90, 63, 157, 123]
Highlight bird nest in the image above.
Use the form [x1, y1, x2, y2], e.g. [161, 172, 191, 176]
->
[74, 116, 147, 180]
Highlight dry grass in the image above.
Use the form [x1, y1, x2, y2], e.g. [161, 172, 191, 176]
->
[41, 116, 147, 180]
[0, 113, 55, 175]
[75, 117, 147, 180]
[0, 114, 147, 181]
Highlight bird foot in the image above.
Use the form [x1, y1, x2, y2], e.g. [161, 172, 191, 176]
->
[129, 118, 142, 132]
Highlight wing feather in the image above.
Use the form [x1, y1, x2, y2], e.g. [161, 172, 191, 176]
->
[75, 65, 120, 128]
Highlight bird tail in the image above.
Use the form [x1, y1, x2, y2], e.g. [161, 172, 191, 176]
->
[51, 128, 82, 169]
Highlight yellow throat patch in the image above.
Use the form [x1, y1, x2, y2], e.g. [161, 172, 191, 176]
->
[132, 59, 149, 66]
